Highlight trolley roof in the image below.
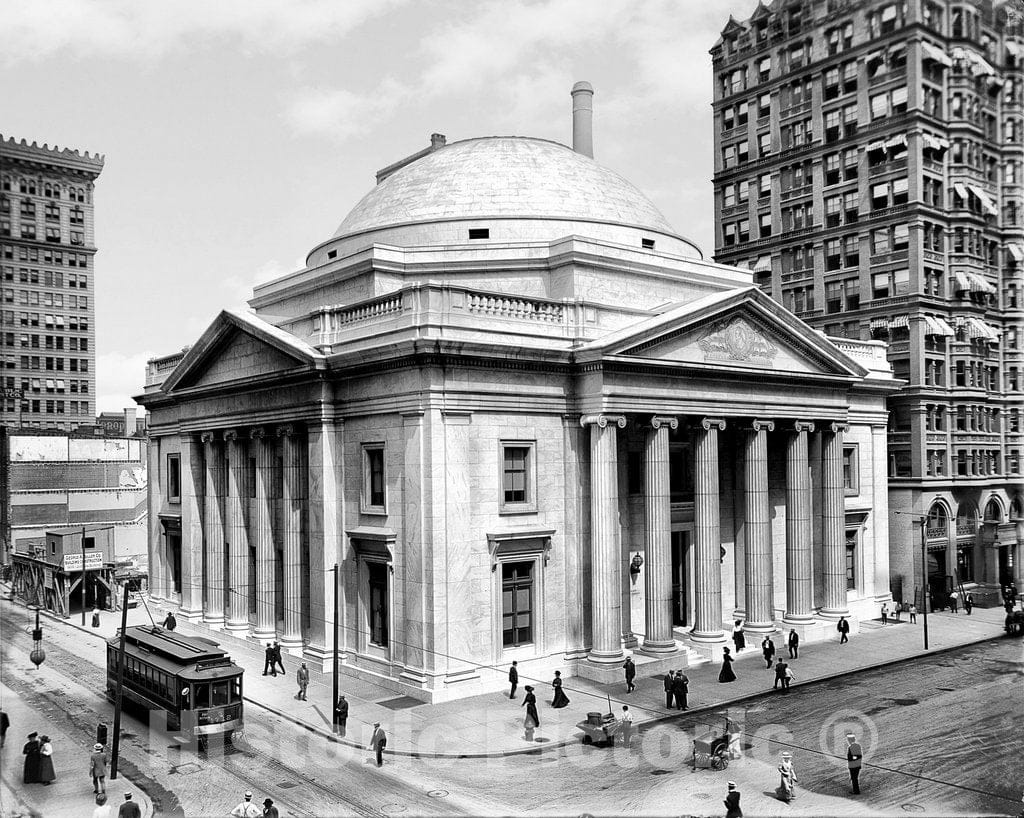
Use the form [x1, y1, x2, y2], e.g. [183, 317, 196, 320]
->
[108, 625, 227, 663]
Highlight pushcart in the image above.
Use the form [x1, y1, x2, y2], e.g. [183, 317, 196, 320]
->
[577, 711, 621, 747]
[693, 730, 730, 770]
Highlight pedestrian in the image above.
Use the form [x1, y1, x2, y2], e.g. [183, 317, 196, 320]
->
[623, 656, 636, 692]
[90, 742, 108, 794]
[162, 611, 177, 631]
[550, 670, 570, 708]
[731, 619, 746, 652]
[620, 705, 633, 745]
[369, 722, 387, 766]
[837, 616, 850, 644]
[273, 641, 286, 675]
[262, 798, 279, 818]
[949, 589, 959, 613]
[295, 662, 309, 701]
[334, 695, 348, 737]
[787, 628, 799, 659]
[91, 606, 101, 628]
[909, 604, 918, 623]
[522, 686, 539, 741]
[262, 644, 276, 677]
[230, 790, 261, 818]
[672, 670, 689, 710]
[0, 709, 8, 748]
[23, 731, 41, 784]
[93, 793, 111, 818]
[964, 593, 974, 615]
[663, 670, 675, 708]
[776, 751, 798, 802]
[718, 647, 736, 683]
[881, 603, 888, 624]
[783, 664, 794, 691]
[761, 636, 775, 668]
[893, 602, 902, 622]
[726, 716, 743, 758]
[508, 660, 518, 699]
[36, 734, 55, 785]
[118, 792, 142, 818]
[724, 781, 742, 818]
[773, 658, 788, 691]
[846, 732, 863, 794]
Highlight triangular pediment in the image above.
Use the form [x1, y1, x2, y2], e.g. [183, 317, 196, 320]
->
[588, 288, 865, 380]
[161, 310, 325, 393]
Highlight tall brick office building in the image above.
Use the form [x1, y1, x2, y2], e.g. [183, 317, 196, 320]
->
[1, 136, 102, 431]
[711, 0, 1024, 605]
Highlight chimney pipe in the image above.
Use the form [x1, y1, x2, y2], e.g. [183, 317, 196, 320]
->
[122, 407, 136, 437]
[570, 81, 594, 158]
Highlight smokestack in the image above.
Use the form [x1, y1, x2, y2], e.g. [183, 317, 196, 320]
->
[571, 81, 594, 158]
[123, 407, 136, 437]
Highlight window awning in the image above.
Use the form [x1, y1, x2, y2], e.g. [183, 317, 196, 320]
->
[889, 314, 909, 329]
[884, 133, 907, 149]
[967, 50, 996, 77]
[1008, 42, 1024, 59]
[1008, 243, 1024, 262]
[923, 315, 954, 337]
[966, 184, 999, 216]
[963, 316, 999, 342]
[921, 133, 949, 152]
[869, 317, 889, 331]
[954, 270, 996, 294]
[953, 182, 969, 200]
[866, 139, 887, 153]
[753, 255, 772, 273]
[921, 41, 952, 67]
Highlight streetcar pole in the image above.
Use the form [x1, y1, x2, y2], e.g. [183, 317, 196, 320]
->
[332, 562, 339, 734]
[80, 525, 87, 627]
[110, 581, 130, 779]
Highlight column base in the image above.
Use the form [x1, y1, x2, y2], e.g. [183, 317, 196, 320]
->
[818, 607, 851, 620]
[782, 612, 815, 625]
[686, 632, 728, 662]
[741, 621, 776, 636]
[638, 638, 678, 656]
[278, 635, 304, 652]
[178, 605, 204, 622]
[302, 642, 336, 673]
[252, 627, 276, 642]
[577, 656, 628, 685]
[202, 614, 226, 629]
[223, 620, 250, 635]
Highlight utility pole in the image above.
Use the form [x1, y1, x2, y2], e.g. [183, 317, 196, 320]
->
[110, 581, 130, 779]
[332, 562, 339, 734]
[80, 525, 87, 626]
[919, 518, 929, 650]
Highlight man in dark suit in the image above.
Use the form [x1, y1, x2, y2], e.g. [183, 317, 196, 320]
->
[623, 657, 636, 693]
[837, 617, 850, 644]
[272, 641, 286, 675]
[773, 658, 789, 691]
[787, 629, 799, 659]
[724, 781, 742, 817]
[334, 695, 349, 736]
[263, 644, 277, 677]
[761, 636, 776, 669]
[508, 661, 518, 699]
[663, 670, 674, 708]
[672, 671, 689, 710]
[846, 732, 863, 794]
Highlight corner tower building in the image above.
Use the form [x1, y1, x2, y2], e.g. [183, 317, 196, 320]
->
[711, 1, 1024, 609]
[140, 85, 897, 701]
[1, 136, 103, 431]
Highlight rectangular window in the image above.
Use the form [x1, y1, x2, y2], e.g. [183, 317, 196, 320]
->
[845, 536, 857, 590]
[166, 453, 181, 502]
[501, 560, 534, 647]
[843, 445, 859, 493]
[362, 444, 386, 511]
[368, 561, 389, 647]
[501, 442, 536, 511]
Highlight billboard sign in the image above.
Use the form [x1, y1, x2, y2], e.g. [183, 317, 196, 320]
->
[62, 552, 104, 572]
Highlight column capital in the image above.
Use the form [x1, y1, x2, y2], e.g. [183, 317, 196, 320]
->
[649, 415, 678, 431]
[223, 428, 242, 443]
[746, 419, 775, 433]
[828, 421, 849, 435]
[200, 431, 218, 444]
[793, 420, 815, 434]
[250, 426, 267, 441]
[580, 413, 626, 429]
[276, 423, 296, 438]
[700, 417, 727, 432]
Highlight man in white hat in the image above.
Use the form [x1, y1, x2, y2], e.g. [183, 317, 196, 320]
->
[90, 742, 108, 794]
[230, 790, 262, 817]
[724, 781, 742, 817]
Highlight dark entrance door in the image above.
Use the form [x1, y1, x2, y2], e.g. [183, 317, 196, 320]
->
[368, 561, 389, 648]
[671, 531, 689, 627]
[998, 545, 1012, 588]
[927, 548, 947, 610]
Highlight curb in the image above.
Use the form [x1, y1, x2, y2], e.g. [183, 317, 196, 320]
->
[22, 594, 1012, 760]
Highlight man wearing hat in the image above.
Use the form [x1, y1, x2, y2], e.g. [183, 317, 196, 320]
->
[724, 781, 742, 818]
[262, 797, 279, 818]
[369, 722, 387, 767]
[231, 790, 262, 817]
[90, 741, 108, 794]
[22, 732, 41, 784]
[118, 792, 141, 818]
[846, 732, 863, 794]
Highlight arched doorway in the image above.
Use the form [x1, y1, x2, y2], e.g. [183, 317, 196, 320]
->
[926, 503, 949, 607]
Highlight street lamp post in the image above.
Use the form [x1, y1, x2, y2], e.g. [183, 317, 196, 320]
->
[895, 510, 929, 651]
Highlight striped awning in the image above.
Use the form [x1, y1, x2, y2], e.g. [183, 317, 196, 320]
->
[920, 41, 952, 67]
[884, 133, 907, 149]
[1008, 243, 1024, 262]
[889, 314, 909, 329]
[967, 184, 999, 216]
[967, 50, 996, 77]
[869, 317, 889, 331]
[923, 315, 954, 337]
[921, 133, 949, 152]
[953, 271, 996, 294]
[866, 139, 887, 153]
[953, 182, 969, 201]
[963, 316, 999, 342]
[753, 255, 772, 273]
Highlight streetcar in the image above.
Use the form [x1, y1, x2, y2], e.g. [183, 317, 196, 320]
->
[106, 625, 244, 742]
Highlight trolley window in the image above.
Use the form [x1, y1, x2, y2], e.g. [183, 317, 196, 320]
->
[193, 683, 210, 708]
[212, 681, 230, 707]
[232, 677, 242, 703]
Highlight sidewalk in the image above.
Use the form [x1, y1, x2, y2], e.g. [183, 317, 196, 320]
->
[26, 591, 1012, 760]
[0, 678, 154, 818]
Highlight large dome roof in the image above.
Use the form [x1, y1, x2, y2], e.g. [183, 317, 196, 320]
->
[333, 136, 679, 240]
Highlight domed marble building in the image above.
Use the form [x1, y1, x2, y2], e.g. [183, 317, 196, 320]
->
[139, 84, 898, 700]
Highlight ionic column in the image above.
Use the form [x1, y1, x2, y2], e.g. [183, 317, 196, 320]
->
[146, 436, 166, 602]
[224, 429, 250, 633]
[201, 432, 226, 626]
[821, 422, 850, 617]
[784, 421, 815, 623]
[642, 415, 678, 654]
[743, 419, 775, 633]
[693, 418, 727, 643]
[180, 435, 206, 619]
[278, 425, 304, 649]
[581, 413, 627, 664]
[251, 427, 276, 641]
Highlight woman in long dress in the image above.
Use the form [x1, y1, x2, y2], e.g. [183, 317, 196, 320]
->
[22, 733, 41, 784]
[522, 685, 540, 740]
[718, 647, 737, 683]
[551, 671, 570, 708]
[37, 735, 56, 785]
[776, 751, 798, 801]
[731, 620, 745, 652]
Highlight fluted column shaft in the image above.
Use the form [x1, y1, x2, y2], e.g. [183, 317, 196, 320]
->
[582, 414, 626, 663]
[821, 423, 850, 617]
[224, 429, 250, 632]
[693, 418, 726, 642]
[279, 425, 304, 648]
[785, 422, 814, 623]
[147, 436, 166, 602]
[202, 432, 226, 625]
[251, 428, 277, 640]
[643, 416, 677, 653]
[744, 420, 775, 632]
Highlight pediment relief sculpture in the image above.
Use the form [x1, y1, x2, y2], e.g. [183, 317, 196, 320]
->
[697, 316, 778, 366]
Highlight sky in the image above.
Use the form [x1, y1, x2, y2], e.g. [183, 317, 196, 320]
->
[2, 0, 755, 414]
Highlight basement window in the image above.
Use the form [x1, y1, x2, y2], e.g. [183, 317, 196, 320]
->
[641, 237, 656, 249]
[468, 228, 490, 240]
